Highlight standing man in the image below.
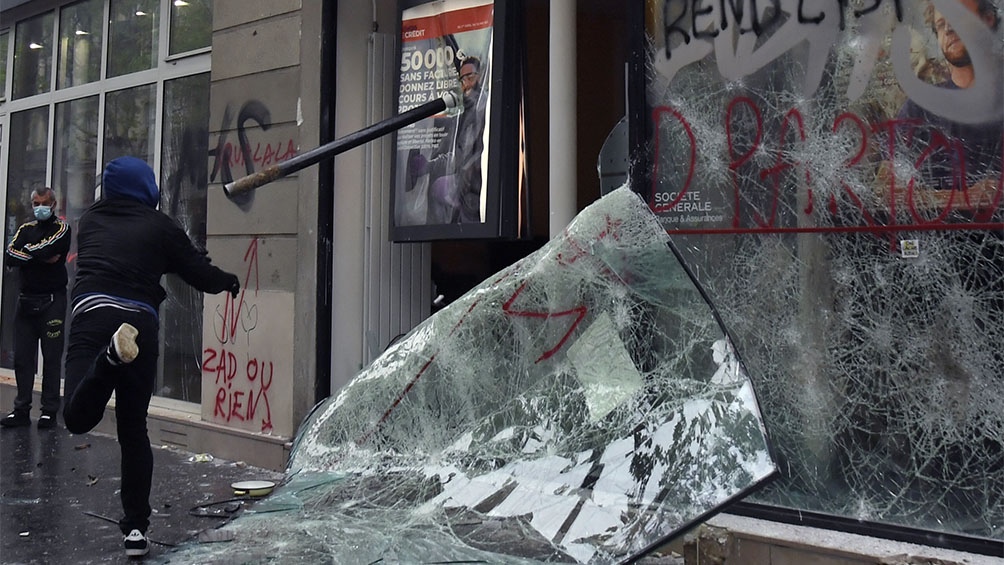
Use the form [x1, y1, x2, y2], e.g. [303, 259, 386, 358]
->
[2, 187, 70, 429]
[62, 157, 239, 558]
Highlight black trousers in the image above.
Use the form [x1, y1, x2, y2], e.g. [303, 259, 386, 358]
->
[12, 292, 67, 415]
[62, 306, 160, 535]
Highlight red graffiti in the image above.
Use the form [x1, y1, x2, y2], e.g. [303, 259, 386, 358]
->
[356, 259, 596, 449]
[203, 348, 274, 433]
[206, 238, 273, 434]
[651, 98, 1004, 237]
[224, 140, 297, 171]
[217, 238, 259, 344]
[651, 105, 698, 214]
[502, 281, 587, 363]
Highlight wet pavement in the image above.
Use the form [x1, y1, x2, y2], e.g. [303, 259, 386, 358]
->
[0, 418, 285, 564]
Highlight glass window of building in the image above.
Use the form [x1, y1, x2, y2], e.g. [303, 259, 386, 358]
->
[57, 0, 104, 89]
[1, 31, 9, 101]
[169, 0, 213, 56]
[107, 0, 159, 78]
[2, 106, 51, 368]
[103, 84, 156, 164]
[12, 11, 54, 99]
[159, 72, 210, 401]
[1, 0, 212, 405]
[53, 95, 100, 299]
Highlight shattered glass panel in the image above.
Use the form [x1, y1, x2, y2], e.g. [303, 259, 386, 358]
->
[643, 0, 1003, 541]
[164, 187, 776, 563]
[158, 73, 211, 402]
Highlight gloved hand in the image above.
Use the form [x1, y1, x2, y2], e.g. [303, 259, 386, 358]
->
[226, 274, 240, 298]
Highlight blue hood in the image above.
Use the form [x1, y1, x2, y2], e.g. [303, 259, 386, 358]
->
[102, 157, 159, 208]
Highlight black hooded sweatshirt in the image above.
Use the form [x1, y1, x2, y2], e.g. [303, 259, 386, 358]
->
[72, 156, 236, 311]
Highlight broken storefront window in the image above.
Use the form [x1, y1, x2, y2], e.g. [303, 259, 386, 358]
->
[644, 0, 1003, 543]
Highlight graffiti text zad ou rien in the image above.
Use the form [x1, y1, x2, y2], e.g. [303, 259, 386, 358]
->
[203, 346, 274, 433]
[651, 99, 1002, 227]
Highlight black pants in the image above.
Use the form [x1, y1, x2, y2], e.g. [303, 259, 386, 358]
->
[13, 292, 67, 415]
[62, 306, 159, 535]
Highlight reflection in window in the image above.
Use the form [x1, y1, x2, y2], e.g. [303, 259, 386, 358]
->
[1, 31, 8, 100]
[1, 107, 51, 369]
[104, 84, 156, 165]
[53, 96, 100, 303]
[159, 73, 210, 402]
[12, 11, 54, 99]
[107, 0, 159, 78]
[57, 0, 104, 89]
[169, 0, 213, 55]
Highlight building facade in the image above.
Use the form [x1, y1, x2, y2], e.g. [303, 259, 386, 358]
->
[1, 0, 1001, 559]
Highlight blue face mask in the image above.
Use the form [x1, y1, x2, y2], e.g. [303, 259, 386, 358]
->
[33, 205, 53, 221]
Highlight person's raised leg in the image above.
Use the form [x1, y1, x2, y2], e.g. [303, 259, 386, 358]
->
[62, 309, 122, 434]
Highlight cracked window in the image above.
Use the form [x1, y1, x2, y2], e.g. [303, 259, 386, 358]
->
[642, 0, 1003, 542]
[166, 188, 776, 563]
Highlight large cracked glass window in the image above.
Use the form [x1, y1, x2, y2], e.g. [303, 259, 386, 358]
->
[164, 188, 776, 563]
[643, 0, 1002, 542]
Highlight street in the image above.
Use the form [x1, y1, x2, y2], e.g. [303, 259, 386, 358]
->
[0, 420, 283, 563]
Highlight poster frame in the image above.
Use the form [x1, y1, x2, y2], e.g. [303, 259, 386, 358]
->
[390, 0, 524, 242]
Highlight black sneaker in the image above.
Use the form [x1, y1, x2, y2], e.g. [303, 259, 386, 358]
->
[123, 529, 148, 557]
[107, 323, 139, 365]
[37, 413, 56, 429]
[0, 411, 30, 428]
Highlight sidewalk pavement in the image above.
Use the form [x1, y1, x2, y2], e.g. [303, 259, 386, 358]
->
[0, 417, 285, 564]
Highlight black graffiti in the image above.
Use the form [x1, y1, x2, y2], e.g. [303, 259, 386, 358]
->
[209, 100, 272, 187]
[662, 0, 904, 59]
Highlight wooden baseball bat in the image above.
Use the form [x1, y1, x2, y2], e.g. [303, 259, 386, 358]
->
[224, 90, 461, 196]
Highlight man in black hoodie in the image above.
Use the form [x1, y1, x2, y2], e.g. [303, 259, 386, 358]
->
[2, 187, 71, 429]
[62, 156, 240, 558]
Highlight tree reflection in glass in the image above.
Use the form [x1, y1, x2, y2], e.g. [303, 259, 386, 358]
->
[169, 0, 213, 56]
[57, 0, 104, 89]
[12, 12, 54, 99]
[107, 0, 159, 78]
[103, 84, 156, 164]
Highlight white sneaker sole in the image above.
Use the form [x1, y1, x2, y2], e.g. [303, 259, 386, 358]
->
[124, 528, 148, 557]
[112, 323, 139, 364]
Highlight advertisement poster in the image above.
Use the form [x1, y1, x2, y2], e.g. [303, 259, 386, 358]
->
[393, 0, 495, 236]
[636, 0, 1003, 234]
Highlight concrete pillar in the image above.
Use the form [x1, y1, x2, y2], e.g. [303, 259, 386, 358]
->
[548, 0, 577, 237]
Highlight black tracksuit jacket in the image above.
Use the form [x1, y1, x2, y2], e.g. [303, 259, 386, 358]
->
[4, 217, 71, 295]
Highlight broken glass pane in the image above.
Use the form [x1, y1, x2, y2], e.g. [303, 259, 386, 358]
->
[164, 187, 776, 563]
[642, 0, 1003, 543]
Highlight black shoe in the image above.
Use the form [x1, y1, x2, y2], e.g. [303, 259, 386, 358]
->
[37, 413, 56, 429]
[0, 411, 30, 428]
[124, 529, 148, 557]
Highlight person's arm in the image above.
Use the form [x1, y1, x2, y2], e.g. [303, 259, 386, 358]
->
[23, 221, 70, 263]
[5, 223, 34, 268]
[164, 217, 240, 296]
